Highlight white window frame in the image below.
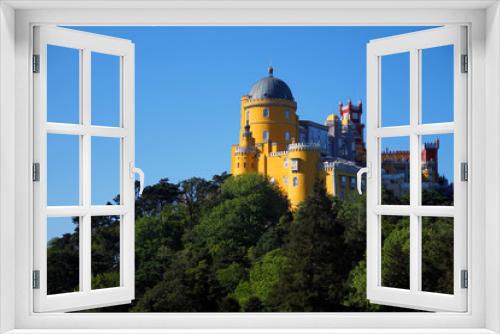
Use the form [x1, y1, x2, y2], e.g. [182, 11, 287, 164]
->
[366, 26, 467, 312]
[291, 158, 299, 173]
[33, 25, 136, 313]
[1, 2, 497, 334]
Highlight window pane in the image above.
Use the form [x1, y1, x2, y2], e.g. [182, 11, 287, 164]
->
[381, 52, 410, 127]
[47, 217, 80, 295]
[381, 137, 410, 205]
[381, 215, 410, 290]
[91, 137, 120, 206]
[421, 45, 454, 124]
[421, 133, 454, 206]
[421, 216, 454, 294]
[91, 215, 120, 290]
[47, 45, 80, 124]
[47, 134, 80, 206]
[91, 52, 120, 127]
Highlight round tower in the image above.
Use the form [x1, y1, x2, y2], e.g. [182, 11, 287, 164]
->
[241, 66, 299, 152]
[233, 121, 257, 175]
[286, 142, 321, 206]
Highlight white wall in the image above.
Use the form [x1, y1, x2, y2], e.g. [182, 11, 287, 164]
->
[0, 2, 16, 333]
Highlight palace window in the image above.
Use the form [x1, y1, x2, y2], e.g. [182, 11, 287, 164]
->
[291, 158, 299, 172]
[285, 109, 290, 119]
[263, 108, 269, 118]
[350, 177, 356, 189]
[285, 131, 290, 141]
[263, 131, 269, 140]
[284, 158, 289, 168]
[283, 175, 288, 185]
[341, 175, 346, 188]
[292, 176, 299, 188]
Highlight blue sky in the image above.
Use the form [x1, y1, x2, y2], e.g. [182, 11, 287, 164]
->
[46, 26, 454, 240]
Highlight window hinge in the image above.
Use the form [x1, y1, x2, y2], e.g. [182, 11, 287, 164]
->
[461, 270, 468, 289]
[461, 54, 468, 73]
[33, 54, 40, 73]
[33, 270, 40, 289]
[461, 162, 468, 181]
[33, 163, 40, 182]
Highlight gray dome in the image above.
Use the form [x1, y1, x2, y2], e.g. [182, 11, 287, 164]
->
[248, 67, 294, 101]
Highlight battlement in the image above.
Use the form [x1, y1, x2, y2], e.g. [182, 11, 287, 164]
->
[317, 159, 360, 172]
[382, 150, 410, 155]
[289, 143, 321, 151]
[269, 151, 289, 157]
[234, 146, 257, 155]
[422, 143, 439, 150]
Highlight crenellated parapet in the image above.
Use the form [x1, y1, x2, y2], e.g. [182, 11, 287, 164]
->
[269, 151, 289, 157]
[234, 146, 257, 155]
[289, 143, 320, 151]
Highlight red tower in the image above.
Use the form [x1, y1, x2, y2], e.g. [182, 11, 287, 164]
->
[339, 98, 366, 163]
[339, 99, 364, 145]
[421, 138, 439, 182]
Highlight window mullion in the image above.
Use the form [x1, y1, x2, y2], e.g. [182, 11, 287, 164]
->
[82, 48, 92, 293]
[409, 47, 420, 294]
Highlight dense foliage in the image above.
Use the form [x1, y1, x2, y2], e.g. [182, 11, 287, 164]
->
[46, 172, 454, 312]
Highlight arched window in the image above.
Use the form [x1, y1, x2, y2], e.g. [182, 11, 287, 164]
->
[263, 108, 269, 118]
[293, 176, 299, 188]
[283, 176, 288, 185]
[284, 158, 289, 169]
[285, 109, 290, 119]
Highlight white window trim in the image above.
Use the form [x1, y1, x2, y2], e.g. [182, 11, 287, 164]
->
[0, 2, 497, 333]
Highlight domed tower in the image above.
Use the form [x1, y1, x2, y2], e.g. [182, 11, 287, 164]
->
[240, 66, 299, 152]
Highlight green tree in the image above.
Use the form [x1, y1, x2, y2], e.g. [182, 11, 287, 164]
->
[46, 233, 79, 295]
[218, 296, 241, 312]
[135, 178, 180, 218]
[192, 173, 288, 250]
[245, 296, 263, 312]
[271, 175, 348, 312]
[233, 249, 288, 311]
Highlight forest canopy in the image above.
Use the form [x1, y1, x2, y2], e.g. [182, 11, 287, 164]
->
[47, 172, 454, 312]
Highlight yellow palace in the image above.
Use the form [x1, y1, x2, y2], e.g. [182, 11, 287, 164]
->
[230, 67, 366, 206]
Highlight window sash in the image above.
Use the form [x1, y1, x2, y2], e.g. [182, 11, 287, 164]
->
[33, 26, 136, 313]
[365, 25, 467, 312]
